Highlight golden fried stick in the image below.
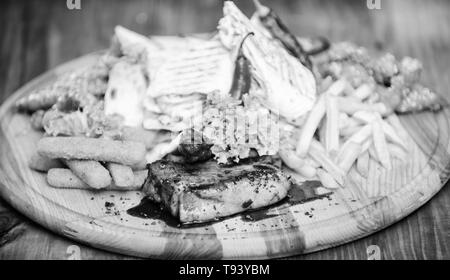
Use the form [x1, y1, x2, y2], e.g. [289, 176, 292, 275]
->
[120, 126, 171, 150]
[106, 163, 134, 188]
[38, 137, 146, 166]
[63, 159, 111, 189]
[29, 153, 64, 172]
[47, 168, 146, 190]
[15, 88, 60, 112]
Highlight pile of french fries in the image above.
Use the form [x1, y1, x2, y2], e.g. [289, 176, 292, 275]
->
[280, 79, 409, 190]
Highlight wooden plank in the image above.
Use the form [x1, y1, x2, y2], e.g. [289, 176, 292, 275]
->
[0, 43, 448, 259]
[0, 0, 449, 260]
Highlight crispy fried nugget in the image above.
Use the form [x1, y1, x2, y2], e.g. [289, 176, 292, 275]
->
[47, 168, 146, 190]
[47, 168, 89, 189]
[107, 163, 134, 188]
[38, 137, 146, 166]
[29, 153, 64, 172]
[64, 159, 111, 189]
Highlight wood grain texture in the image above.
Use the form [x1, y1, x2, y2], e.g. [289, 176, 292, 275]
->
[0, 0, 449, 260]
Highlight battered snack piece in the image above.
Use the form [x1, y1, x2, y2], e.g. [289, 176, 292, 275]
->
[47, 168, 146, 190]
[131, 158, 147, 170]
[47, 168, 88, 189]
[64, 159, 111, 189]
[107, 162, 134, 188]
[121, 126, 171, 150]
[37, 137, 146, 166]
[29, 153, 64, 172]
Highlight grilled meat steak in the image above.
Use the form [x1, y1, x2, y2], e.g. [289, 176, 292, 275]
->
[143, 157, 291, 224]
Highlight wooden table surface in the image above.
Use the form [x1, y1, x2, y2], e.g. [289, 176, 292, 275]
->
[0, 0, 449, 260]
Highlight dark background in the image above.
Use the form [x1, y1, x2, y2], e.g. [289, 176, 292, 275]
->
[0, 0, 449, 259]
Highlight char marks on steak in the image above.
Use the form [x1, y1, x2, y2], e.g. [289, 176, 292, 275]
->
[143, 157, 291, 224]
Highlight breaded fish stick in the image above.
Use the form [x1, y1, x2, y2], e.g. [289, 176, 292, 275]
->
[38, 137, 146, 166]
[47, 168, 146, 190]
[29, 153, 64, 172]
[131, 158, 147, 170]
[121, 127, 171, 150]
[107, 163, 134, 188]
[64, 159, 111, 189]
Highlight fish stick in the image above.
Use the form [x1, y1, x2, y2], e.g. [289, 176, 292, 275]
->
[29, 153, 64, 172]
[107, 163, 135, 188]
[64, 159, 111, 189]
[131, 158, 148, 170]
[121, 126, 171, 150]
[47, 169, 147, 190]
[38, 137, 146, 166]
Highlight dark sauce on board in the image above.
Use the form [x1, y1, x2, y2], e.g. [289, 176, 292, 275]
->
[126, 199, 179, 227]
[126, 180, 332, 227]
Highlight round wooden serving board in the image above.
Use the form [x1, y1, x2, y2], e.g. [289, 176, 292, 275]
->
[0, 37, 449, 259]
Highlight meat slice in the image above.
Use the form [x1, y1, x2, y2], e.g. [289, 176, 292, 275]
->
[143, 157, 291, 224]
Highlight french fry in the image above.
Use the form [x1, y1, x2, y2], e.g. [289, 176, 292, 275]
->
[360, 138, 372, 153]
[344, 82, 355, 96]
[325, 94, 340, 156]
[338, 125, 371, 164]
[338, 113, 350, 129]
[319, 76, 333, 93]
[356, 151, 370, 178]
[337, 97, 389, 116]
[317, 168, 341, 189]
[304, 157, 320, 168]
[309, 140, 345, 185]
[372, 120, 392, 169]
[346, 117, 363, 129]
[314, 186, 332, 195]
[340, 125, 364, 138]
[346, 124, 373, 144]
[381, 122, 408, 151]
[388, 144, 408, 163]
[337, 142, 362, 173]
[279, 149, 305, 170]
[351, 84, 373, 100]
[295, 164, 317, 178]
[352, 111, 376, 123]
[324, 79, 347, 96]
[352, 112, 407, 150]
[296, 94, 326, 157]
[319, 118, 327, 147]
[280, 147, 318, 178]
[386, 114, 410, 142]
[368, 145, 381, 163]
